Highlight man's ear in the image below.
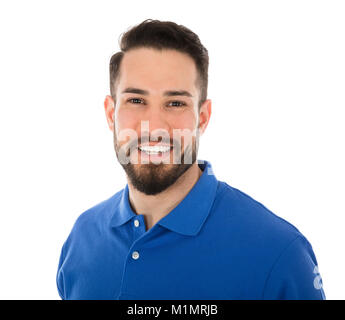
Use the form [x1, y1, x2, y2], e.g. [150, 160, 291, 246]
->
[104, 95, 115, 131]
[198, 99, 212, 135]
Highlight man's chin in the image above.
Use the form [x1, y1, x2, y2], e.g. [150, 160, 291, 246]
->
[121, 161, 194, 195]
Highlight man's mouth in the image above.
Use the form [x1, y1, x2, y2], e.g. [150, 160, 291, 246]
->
[138, 145, 173, 155]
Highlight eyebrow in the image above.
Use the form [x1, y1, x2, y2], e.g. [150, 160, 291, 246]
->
[121, 87, 193, 97]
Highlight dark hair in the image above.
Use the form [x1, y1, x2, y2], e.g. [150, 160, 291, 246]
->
[109, 19, 209, 109]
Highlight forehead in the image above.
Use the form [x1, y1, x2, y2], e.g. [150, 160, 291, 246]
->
[117, 47, 198, 94]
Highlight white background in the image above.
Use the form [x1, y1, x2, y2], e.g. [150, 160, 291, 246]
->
[0, 0, 344, 299]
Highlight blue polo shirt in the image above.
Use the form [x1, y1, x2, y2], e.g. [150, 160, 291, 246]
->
[56, 160, 326, 300]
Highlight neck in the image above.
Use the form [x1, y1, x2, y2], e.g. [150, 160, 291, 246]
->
[127, 162, 203, 231]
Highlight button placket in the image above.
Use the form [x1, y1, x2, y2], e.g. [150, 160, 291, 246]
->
[132, 216, 145, 242]
[119, 223, 160, 297]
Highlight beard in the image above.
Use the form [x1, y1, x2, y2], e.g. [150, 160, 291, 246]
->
[113, 129, 199, 196]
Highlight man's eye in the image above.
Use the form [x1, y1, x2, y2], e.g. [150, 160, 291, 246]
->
[168, 101, 186, 107]
[128, 98, 144, 104]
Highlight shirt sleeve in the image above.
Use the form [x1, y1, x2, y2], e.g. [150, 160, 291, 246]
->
[263, 235, 326, 300]
[56, 242, 66, 300]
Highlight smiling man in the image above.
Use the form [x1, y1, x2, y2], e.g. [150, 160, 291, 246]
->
[56, 19, 326, 300]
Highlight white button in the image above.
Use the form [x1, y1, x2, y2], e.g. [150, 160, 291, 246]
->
[132, 251, 140, 260]
[134, 219, 140, 227]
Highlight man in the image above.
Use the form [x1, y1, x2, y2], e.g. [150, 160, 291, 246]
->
[56, 19, 326, 300]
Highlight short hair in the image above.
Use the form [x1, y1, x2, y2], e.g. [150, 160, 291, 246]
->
[109, 19, 209, 109]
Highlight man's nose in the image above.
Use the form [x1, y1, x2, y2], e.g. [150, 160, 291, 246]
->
[144, 105, 170, 134]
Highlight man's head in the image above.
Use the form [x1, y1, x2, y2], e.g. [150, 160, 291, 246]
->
[104, 19, 211, 195]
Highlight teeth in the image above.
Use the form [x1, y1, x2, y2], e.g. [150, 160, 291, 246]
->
[139, 145, 171, 154]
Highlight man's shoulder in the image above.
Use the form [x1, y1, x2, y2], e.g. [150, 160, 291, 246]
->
[70, 188, 124, 234]
[214, 181, 306, 246]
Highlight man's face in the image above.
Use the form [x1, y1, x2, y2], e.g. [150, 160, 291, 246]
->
[106, 47, 210, 195]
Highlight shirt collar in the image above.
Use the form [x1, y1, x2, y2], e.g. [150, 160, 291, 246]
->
[158, 160, 218, 236]
[109, 184, 136, 228]
[110, 160, 219, 236]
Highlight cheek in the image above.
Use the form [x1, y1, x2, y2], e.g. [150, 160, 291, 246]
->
[115, 108, 137, 132]
[172, 111, 198, 131]
[171, 113, 199, 147]
[114, 109, 140, 148]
